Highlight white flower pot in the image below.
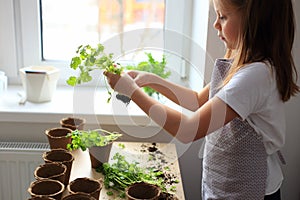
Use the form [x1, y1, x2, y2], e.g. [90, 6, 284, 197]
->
[20, 66, 60, 103]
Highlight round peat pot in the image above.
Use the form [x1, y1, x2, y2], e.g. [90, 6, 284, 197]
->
[62, 192, 96, 200]
[60, 117, 86, 131]
[45, 127, 72, 150]
[88, 143, 112, 169]
[28, 179, 64, 200]
[27, 196, 56, 200]
[34, 162, 66, 184]
[42, 149, 74, 186]
[126, 182, 161, 200]
[68, 177, 102, 200]
[158, 192, 179, 200]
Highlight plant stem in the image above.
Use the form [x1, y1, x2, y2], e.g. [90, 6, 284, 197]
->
[93, 128, 118, 135]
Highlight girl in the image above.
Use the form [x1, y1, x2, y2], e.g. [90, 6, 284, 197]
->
[104, 0, 299, 199]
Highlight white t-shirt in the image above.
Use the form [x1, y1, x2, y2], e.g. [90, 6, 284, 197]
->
[216, 62, 284, 195]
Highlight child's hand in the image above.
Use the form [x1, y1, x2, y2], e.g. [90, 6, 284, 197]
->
[127, 70, 157, 87]
[104, 71, 139, 97]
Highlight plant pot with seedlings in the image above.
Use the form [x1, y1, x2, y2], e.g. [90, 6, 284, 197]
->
[66, 44, 170, 105]
[67, 129, 122, 168]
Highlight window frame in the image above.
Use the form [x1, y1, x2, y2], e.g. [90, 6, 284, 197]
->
[0, 0, 212, 88]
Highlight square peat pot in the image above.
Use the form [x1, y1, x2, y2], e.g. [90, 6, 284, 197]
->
[88, 143, 112, 169]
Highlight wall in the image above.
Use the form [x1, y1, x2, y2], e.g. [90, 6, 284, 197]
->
[206, 1, 300, 199]
[280, 0, 300, 199]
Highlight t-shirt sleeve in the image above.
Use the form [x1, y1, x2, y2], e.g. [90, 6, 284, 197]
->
[216, 63, 272, 120]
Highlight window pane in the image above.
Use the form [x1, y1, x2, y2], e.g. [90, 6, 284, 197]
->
[41, 0, 165, 61]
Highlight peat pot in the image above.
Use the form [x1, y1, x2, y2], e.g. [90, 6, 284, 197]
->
[34, 162, 67, 184]
[28, 179, 64, 200]
[28, 196, 56, 200]
[42, 149, 74, 186]
[125, 182, 161, 200]
[62, 192, 96, 200]
[45, 127, 72, 150]
[60, 117, 86, 131]
[88, 143, 112, 169]
[68, 177, 103, 200]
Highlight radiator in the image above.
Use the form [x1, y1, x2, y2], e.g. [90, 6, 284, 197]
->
[0, 142, 50, 200]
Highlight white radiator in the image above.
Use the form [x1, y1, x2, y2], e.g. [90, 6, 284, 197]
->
[0, 142, 50, 200]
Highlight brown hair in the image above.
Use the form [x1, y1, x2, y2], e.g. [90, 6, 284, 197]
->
[222, 0, 299, 102]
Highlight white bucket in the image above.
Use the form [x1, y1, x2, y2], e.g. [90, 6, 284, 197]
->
[20, 66, 60, 103]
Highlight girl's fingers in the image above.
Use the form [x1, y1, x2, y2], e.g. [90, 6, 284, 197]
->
[127, 70, 138, 79]
[103, 70, 109, 76]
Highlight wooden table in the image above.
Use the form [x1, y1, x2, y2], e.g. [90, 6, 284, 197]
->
[67, 142, 185, 199]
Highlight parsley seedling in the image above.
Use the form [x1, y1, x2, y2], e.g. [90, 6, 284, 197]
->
[97, 153, 168, 193]
[66, 129, 122, 151]
[67, 44, 171, 103]
[126, 53, 171, 97]
[66, 44, 124, 103]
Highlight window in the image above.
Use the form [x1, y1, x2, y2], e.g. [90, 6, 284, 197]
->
[0, 0, 211, 89]
[41, 0, 165, 61]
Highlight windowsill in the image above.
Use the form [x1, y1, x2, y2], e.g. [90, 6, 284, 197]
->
[0, 84, 190, 127]
[0, 85, 156, 126]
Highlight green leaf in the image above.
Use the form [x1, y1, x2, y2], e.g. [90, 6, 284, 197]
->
[79, 71, 93, 83]
[97, 43, 104, 52]
[124, 52, 170, 97]
[70, 57, 81, 70]
[66, 76, 78, 86]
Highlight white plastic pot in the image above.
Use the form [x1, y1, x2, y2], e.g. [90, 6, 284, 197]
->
[20, 66, 60, 103]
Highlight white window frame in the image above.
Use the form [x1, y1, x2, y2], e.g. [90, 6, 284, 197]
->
[0, 0, 212, 88]
[0, 0, 19, 79]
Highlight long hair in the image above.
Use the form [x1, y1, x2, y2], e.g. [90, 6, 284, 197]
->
[223, 0, 299, 102]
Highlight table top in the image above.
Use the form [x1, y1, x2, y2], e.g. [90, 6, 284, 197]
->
[67, 142, 185, 200]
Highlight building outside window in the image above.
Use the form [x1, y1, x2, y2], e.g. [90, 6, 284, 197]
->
[41, 0, 165, 61]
